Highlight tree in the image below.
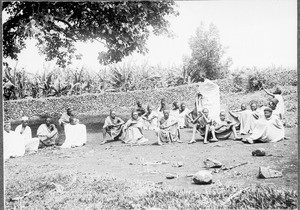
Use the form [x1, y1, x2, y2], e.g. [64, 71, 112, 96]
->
[3, 1, 178, 67]
[183, 23, 232, 81]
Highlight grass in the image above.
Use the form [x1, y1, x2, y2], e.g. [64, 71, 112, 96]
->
[5, 172, 297, 209]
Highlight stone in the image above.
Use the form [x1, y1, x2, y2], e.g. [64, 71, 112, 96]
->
[203, 158, 222, 168]
[166, 173, 177, 179]
[192, 170, 212, 184]
[172, 161, 184, 167]
[252, 148, 266, 156]
[258, 166, 283, 179]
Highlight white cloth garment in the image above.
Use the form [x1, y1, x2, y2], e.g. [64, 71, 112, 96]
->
[4, 130, 25, 160]
[15, 124, 39, 151]
[61, 124, 87, 148]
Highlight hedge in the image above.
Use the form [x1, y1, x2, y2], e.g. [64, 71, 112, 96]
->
[4, 83, 200, 122]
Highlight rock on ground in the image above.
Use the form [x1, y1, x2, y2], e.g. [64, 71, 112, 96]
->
[192, 170, 212, 184]
[252, 148, 266, 156]
[258, 166, 283, 179]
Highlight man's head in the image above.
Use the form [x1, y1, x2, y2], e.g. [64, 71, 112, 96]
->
[268, 100, 277, 110]
[147, 105, 152, 112]
[264, 107, 273, 119]
[180, 103, 186, 111]
[110, 110, 116, 119]
[163, 109, 170, 119]
[21, 116, 29, 127]
[250, 103, 257, 111]
[202, 108, 209, 117]
[132, 110, 139, 120]
[67, 108, 72, 115]
[173, 101, 179, 109]
[240, 103, 247, 111]
[273, 87, 282, 95]
[4, 121, 11, 133]
[219, 110, 226, 121]
[45, 117, 52, 126]
[160, 99, 166, 106]
[136, 101, 142, 107]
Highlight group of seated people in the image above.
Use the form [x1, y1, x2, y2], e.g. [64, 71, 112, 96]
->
[100, 86, 285, 146]
[4, 108, 87, 160]
[3, 86, 285, 159]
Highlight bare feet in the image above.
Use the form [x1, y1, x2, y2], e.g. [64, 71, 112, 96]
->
[100, 140, 107, 145]
[234, 137, 243, 141]
[188, 140, 196, 144]
[209, 138, 218, 142]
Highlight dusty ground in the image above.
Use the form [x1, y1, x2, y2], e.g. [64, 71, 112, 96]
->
[5, 122, 298, 195]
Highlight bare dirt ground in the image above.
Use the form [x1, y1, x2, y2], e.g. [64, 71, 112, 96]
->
[5, 123, 298, 195]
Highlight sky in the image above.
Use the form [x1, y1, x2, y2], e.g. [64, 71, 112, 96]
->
[3, 0, 297, 73]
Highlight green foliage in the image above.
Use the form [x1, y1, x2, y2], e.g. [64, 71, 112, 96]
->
[230, 67, 297, 93]
[3, 1, 178, 67]
[5, 172, 297, 209]
[184, 23, 232, 81]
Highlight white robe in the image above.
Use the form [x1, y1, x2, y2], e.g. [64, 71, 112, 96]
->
[15, 125, 39, 151]
[4, 130, 25, 160]
[274, 94, 284, 116]
[61, 124, 87, 148]
[247, 115, 284, 143]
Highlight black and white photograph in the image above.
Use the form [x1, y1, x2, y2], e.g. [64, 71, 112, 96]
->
[2, 0, 297, 209]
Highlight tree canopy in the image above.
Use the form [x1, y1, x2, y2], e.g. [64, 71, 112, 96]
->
[3, 1, 178, 67]
[183, 23, 232, 81]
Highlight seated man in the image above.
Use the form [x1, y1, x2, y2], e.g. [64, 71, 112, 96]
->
[142, 105, 159, 131]
[188, 108, 218, 144]
[4, 121, 25, 160]
[60, 117, 87, 148]
[178, 103, 191, 128]
[214, 111, 242, 140]
[156, 109, 182, 145]
[58, 107, 73, 127]
[123, 110, 148, 144]
[101, 110, 125, 145]
[136, 101, 146, 117]
[37, 117, 59, 148]
[243, 107, 284, 144]
[15, 116, 39, 152]
[229, 103, 253, 135]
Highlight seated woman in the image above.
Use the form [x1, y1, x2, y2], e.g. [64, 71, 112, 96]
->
[101, 110, 125, 145]
[15, 116, 39, 152]
[123, 110, 148, 144]
[178, 103, 191, 128]
[37, 117, 59, 148]
[188, 108, 218, 144]
[61, 117, 87, 148]
[157, 109, 182, 145]
[4, 121, 25, 160]
[243, 107, 284, 144]
[214, 110, 242, 140]
[229, 103, 253, 135]
[142, 105, 159, 131]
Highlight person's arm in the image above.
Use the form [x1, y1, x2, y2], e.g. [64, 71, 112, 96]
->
[262, 85, 275, 97]
[48, 124, 58, 138]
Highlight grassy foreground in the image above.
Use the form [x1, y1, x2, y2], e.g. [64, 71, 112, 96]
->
[5, 172, 297, 209]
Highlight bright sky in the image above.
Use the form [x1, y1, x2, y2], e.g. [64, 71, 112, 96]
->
[3, 0, 297, 73]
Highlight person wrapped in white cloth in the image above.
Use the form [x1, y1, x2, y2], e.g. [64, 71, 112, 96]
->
[60, 117, 87, 148]
[4, 121, 25, 160]
[15, 116, 39, 152]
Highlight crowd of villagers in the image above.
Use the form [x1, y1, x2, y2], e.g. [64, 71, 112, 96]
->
[4, 83, 286, 160]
